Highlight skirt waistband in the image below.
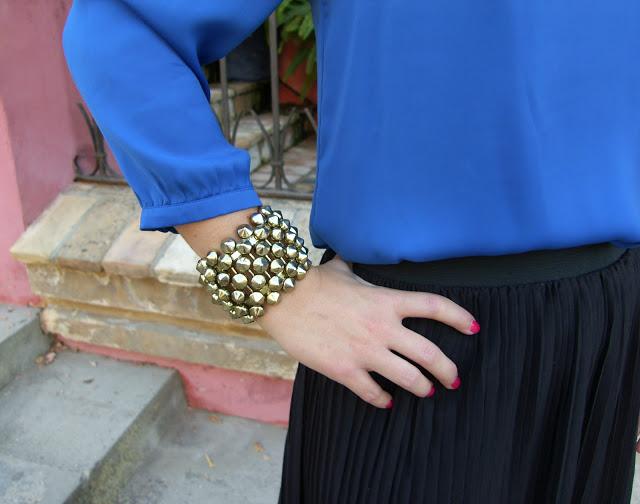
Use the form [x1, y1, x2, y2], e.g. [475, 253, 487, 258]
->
[349, 241, 628, 287]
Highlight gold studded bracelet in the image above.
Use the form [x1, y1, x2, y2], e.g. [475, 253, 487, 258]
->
[195, 205, 313, 324]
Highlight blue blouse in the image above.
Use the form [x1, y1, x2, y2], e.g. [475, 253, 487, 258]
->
[62, 0, 640, 264]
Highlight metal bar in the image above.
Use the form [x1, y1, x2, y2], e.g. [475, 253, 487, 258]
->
[267, 13, 283, 191]
[257, 188, 312, 200]
[73, 102, 121, 182]
[219, 56, 231, 139]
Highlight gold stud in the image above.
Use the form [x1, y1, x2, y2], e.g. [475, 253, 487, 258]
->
[285, 260, 299, 278]
[236, 239, 253, 254]
[286, 245, 298, 259]
[284, 230, 297, 244]
[231, 273, 248, 290]
[268, 275, 283, 291]
[216, 272, 230, 287]
[270, 258, 285, 274]
[249, 306, 264, 318]
[267, 214, 281, 228]
[252, 257, 270, 274]
[196, 259, 208, 274]
[270, 227, 283, 241]
[254, 226, 269, 240]
[283, 277, 296, 291]
[266, 291, 281, 304]
[255, 241, 271, 256]
[235, 256, 252, 272]
[250, 212, 265, 227]
[205, 251, 219, 267]
[248, 291, 265, 306]
[250, 274, 267, 290]
[220, 238, 236, 254]
[237, 224, 253, 239]
[218, 254, 233, 270]
[204, 268, 216, 283]
[271, 242, 285, 258]
[231, 290, 245, 304]
[296, 265, 307, 279]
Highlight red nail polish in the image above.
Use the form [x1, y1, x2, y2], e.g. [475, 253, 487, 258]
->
[451, 376, 461, 389]
[385, 399, 393, 409]
[469, 320, 481, 334]
[426, 385, 435, 397]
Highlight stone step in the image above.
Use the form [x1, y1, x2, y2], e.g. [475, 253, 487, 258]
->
[209, 81, 268, 122]
[209, 81, 310, 172]
[237, 111, 309, 172]
[251, 136, 317, 193]
[0, 350, 183, 504]
[116, 409, 287, 504]
[9, 181, 318, 422]
[0, 304, 50, 390]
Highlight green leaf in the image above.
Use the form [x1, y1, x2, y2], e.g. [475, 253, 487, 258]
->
[283, 48, 307, 80]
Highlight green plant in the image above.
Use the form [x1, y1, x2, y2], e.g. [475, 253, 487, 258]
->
[272, 0, 317, 100]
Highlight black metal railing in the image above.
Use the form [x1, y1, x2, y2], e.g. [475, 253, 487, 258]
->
[75, 13, 317, 201]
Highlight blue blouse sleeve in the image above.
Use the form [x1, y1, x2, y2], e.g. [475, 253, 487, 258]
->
[62, 0, 282, 233]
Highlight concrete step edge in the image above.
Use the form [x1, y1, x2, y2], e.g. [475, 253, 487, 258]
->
[71, 371, 186, 504]
[0, 304, 50, 390]
[0, 351, 185, 504]
[41, 305, 296, 381]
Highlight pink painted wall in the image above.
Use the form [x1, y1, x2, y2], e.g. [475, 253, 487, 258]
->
[0, 0, 100, 304]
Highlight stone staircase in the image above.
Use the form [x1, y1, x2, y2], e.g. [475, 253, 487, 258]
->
[209, 81, 313, 176]
[9, 178, 320, 424]
[0, 304, 286, 503]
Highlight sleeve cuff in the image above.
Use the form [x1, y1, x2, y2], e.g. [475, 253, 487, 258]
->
[139, 186, 262, 233]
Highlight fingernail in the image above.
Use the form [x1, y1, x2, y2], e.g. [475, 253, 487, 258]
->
[451, 376, 461, 389]
[385, 399, 393, 409]
[426, 385, 435, 398]
[469, 320, 481, 334]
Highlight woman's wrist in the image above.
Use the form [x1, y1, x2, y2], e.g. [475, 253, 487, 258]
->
[180, 205, 313, 324]
[175, 206, 259, 258]
[256, 262, 321, 329]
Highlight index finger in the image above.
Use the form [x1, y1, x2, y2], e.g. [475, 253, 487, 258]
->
[388, 290, 480, 335]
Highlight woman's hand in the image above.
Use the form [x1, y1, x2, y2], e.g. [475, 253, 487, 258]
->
[176, 208, 479, 409]
[257, 252, 480, 409]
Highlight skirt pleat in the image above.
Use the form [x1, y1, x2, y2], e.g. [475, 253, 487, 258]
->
[278, 246, 640, 504]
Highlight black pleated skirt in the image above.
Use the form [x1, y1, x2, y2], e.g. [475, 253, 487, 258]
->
[278, 242, 640, 504]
